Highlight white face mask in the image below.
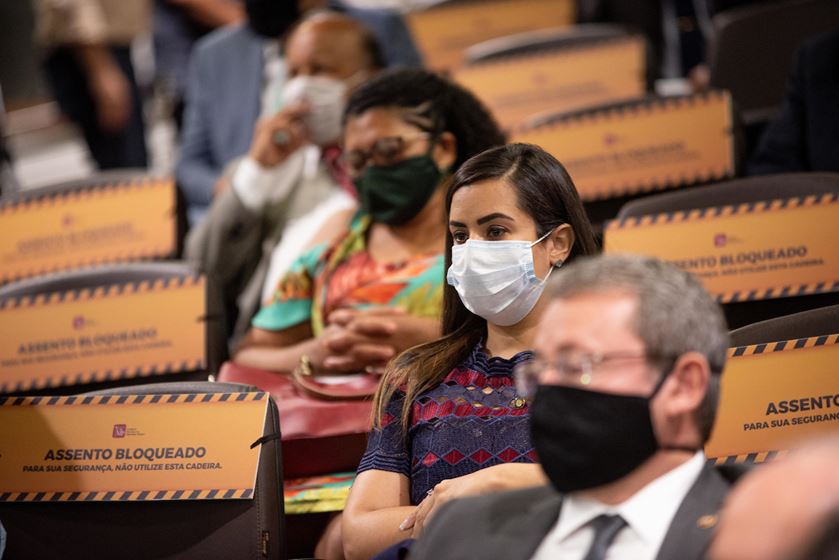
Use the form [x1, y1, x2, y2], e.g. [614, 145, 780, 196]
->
[446, 230, 559, 326]
[281, 75, 348, 146]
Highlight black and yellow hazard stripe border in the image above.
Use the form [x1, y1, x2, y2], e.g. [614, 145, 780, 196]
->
[0, 274, 203, 310]
[707, 449, 789, 467]
[0, 488, 254, 503]
[0, 391, 267, 407]
[608, 192, 838, 230]
[0, 178, 173, 213]
[728, 333, 839, 358]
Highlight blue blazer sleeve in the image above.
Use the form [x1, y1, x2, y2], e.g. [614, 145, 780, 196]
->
[176, 42, 220, 216]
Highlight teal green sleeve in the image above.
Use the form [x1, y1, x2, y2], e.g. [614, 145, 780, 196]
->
[251, 243, 327, 332]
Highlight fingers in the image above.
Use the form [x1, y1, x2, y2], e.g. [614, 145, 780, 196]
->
[399, 506, 418, 532]
[249, 104, 310, 167]
[327, 306, 406, 326]
[322, 344, 395, 372]
[408, 491, 437, 538]
[349, 343, 396, 364]
[327, 308, 356, 327]
[401, 491, 435, 535]
[349, 316, 398, 338]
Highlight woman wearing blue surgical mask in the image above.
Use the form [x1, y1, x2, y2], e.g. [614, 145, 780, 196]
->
[343, 144, 598, 559]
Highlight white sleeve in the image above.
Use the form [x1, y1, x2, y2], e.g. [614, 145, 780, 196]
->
[231, 152, 302, 211]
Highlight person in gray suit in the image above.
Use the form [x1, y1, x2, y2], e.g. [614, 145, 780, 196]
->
[184, 11, 384, 350]
[176, 0, 301, 227]
[410, 254, 737, 560]
[176, 0, 421, 226]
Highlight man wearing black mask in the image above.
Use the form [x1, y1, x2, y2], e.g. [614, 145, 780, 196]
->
[411, 254, 737, 560]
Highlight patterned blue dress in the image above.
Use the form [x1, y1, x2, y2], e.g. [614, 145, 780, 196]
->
[358, 343, 536, 505]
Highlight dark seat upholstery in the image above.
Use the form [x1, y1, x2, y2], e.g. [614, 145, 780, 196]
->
[617, 173, 839, 329]
[0, 381, 286, 559]
[730, 304, 839, 347]
[708, 0, 839, 126]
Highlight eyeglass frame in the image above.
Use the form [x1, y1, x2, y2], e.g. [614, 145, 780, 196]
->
[513, 350, 679, 400]
[341, 132, 434, 177]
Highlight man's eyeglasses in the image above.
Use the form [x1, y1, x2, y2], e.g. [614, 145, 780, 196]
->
[342, 133, 431, 176]
[513, 351, 676, 399]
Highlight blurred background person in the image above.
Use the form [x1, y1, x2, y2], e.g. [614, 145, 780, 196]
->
[176, 0, 422, 226]
[0, 85, 20, 195]
[343, 143, 598, 560]
[185, 11, 384, 350]
[708, 436, 839, 560]
[153, 0, 245, 132]
[747, 31, 839, 175]
[33, 0, 151, 169]
[175, 0, 302, 226]
[576, 0, 775, 94]
[232, 68, 505, 378]
[327, 0, 422, 68]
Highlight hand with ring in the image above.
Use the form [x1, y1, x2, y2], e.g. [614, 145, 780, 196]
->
[247, 101, 310, 168]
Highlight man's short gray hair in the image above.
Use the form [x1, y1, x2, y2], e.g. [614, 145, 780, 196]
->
[548, 254, 730, 442]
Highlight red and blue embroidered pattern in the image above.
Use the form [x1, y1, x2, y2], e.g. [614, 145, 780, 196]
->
[358, 344, 536, 505]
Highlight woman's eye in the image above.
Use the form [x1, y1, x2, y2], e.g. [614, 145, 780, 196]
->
[452, 231, 468, 244]
[487, 227, 505, 239]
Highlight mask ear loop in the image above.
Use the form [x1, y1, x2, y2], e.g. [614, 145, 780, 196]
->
[532, 228, 561, 283]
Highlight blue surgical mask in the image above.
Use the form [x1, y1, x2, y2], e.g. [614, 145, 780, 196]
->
[446, 230, 559, 326]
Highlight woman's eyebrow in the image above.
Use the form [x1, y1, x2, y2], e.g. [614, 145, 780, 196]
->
[449, 220, 467, 228]
[477, 212, 515, 225]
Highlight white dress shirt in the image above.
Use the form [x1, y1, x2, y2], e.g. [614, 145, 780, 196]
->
[530, 452, 706, 560]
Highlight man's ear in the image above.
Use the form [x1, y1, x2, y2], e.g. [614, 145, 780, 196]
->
[657, 352, 711, 446]
[664, 352, 711, 413]
[432, 131, 457, 171]
[549, 224, 575, 267]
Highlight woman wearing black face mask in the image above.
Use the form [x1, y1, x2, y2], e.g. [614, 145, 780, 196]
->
[233, 69, 505, 387]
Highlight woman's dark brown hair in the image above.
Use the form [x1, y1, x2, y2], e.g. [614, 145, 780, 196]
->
[372, 143, 599, 429]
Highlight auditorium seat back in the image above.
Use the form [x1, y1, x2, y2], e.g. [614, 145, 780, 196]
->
[463, 23, 632, 63]
[709, 0, 839, 126]
[706, 305, 839, 465]
[730, 304, 839, 347]
[516, 91, 739, 230]
[453, 28, 646, 129]
[0, 262, 226, 395]
[614, 173, 839, 328]
[0, 170, 184, 285]
[0, 381, 286, 560]
[405, 0, 575, 71]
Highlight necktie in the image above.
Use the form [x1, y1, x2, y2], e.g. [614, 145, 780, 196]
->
[581, 514, 628, 560]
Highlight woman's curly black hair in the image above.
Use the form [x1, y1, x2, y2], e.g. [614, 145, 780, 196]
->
[343, 68, 507, 170]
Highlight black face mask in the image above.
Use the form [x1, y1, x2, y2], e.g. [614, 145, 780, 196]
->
[530, 379, 697, 494]
[245, 0, 299, 38]
[353, 154, 443, 226]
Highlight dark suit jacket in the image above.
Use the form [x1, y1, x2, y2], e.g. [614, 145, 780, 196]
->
[411, 462, 739, 560]
[747, 31, 839, 175]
